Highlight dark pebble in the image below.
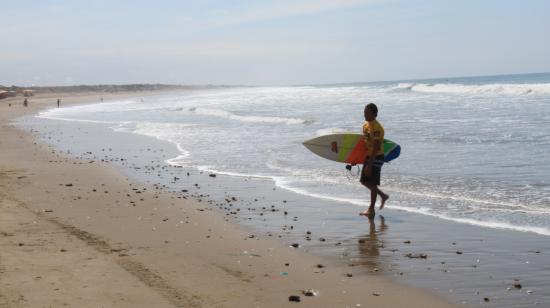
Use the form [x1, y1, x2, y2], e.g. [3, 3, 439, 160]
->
[405, 253, 427, 259]
[288, 295, 301, 302]
[302, 290, 315, 296]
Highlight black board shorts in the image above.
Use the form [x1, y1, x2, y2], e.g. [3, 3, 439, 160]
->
[360, 155, 384, 185]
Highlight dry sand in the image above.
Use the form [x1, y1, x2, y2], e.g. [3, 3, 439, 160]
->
[0, 92, 456, 307]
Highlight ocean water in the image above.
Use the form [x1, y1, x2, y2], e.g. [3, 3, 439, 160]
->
[37, 73, 550, 236]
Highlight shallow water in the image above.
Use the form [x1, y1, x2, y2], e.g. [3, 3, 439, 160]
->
[36, 73, 550, 236]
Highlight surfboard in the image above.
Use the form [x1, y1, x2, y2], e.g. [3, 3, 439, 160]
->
[302, 133, 401, 164]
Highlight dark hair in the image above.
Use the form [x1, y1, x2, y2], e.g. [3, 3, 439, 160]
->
[366, 103, 378, 116]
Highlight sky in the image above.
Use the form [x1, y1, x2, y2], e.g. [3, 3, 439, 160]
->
[1, 0, 549, 86]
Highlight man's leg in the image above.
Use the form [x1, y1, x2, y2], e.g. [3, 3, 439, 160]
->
[360, 182, 377, 217]
[378, 188, 389, 210]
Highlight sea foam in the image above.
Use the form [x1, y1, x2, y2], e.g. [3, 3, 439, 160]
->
[189, 107, 311, 125]
[394, 82, 550, 95]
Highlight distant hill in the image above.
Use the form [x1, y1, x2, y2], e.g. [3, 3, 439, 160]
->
[0, 84, 232, 94]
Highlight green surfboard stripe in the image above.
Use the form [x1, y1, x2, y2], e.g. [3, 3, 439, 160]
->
[383, 140, 397, 154]
[339, 134, 358, 161]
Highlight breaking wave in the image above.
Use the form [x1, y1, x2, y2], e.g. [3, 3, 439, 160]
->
[188, 107, 312, 125]
[394, 82, 550, 95]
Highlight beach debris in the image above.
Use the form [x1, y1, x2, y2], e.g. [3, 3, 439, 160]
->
[513, 283, 522, 289]
[484, 297, 490, 302]
[526, 290, 533, 294]
[405, 253, 427, 259]
[209, 174, 216, 178]
[372, 292, 381, 296]
[316, 264, 325, 268]
[403, 240, 411, 244]
[302, 289, 318, 296]
[44, 209, 53, 213]
[288, 295, 301, 302]
[346, 273, 353, 277]
[319, 237, 326, 242]
[18, 243, 24, 246]
[65, 183, 73, 187]
[456, 251, 463, 254]
[290, 243, 300, 248]
[280, 271, 288, 276]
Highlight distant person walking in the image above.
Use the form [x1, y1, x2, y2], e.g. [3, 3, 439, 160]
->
[57, 98, 60, 108]
[23, 98, 28, 107]
[359, 103, 389, 218]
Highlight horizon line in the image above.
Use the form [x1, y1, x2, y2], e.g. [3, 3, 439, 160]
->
[2, 71, 549, 89]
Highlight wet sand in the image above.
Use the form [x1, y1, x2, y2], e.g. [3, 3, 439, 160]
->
[0, 92, 455, 307]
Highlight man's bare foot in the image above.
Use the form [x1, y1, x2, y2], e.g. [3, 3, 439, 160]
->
[379, 194, 389, 210]
[360, 210, 375, 218]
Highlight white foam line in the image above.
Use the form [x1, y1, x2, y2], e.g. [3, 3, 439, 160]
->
[36, 114, 121, 125]
[273, 177, 368, 206]
[272, 178, 550, 236]
[389, 205, 550, 236]
[195, 166, 273, 179]
[190, 107, 311, 125]
[385, 185, 550, 214]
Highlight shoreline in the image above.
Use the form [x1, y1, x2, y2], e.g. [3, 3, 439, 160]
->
[0, 92, 455, 307]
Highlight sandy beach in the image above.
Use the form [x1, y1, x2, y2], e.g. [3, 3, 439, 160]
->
[0, 92, 456, 307]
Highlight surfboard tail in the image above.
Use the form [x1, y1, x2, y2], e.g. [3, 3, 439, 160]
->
[384, 144, 401, 162]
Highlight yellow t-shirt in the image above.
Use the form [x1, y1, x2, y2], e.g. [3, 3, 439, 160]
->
[363, 119, 385, 156]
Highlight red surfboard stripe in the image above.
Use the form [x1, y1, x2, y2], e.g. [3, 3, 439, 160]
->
[345, 140, 368, 164]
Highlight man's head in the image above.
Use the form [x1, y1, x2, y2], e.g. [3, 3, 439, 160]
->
[364, 103, 378, 121]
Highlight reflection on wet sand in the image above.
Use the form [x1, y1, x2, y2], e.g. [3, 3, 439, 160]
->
[357, 215, 388, 271]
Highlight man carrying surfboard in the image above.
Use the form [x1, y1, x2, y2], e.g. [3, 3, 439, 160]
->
[360, 103, 389, 218]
